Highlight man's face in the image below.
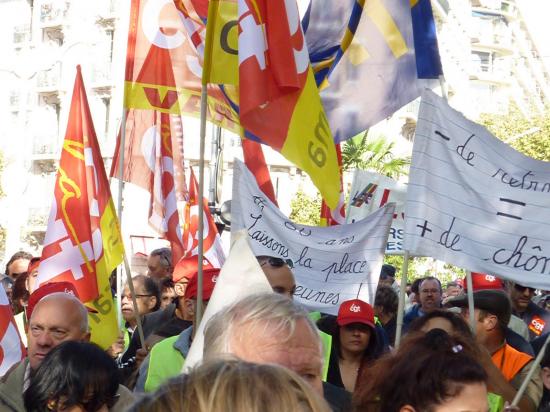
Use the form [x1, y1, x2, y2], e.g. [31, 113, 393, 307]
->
[260, 262, 296, 299]
[28, 297, 89, 369]
[445, 285, 461, 298]
[460, 308, 489, 344]
[7, 258, 30, 280]
[26, 268, 39, 293]
[160, 286, 176, 309]
[120, 283, 156, 322]
[231, 318, 323, 395]
[509, 283, 535, 313]
[419, 279, 442, 313]
[147, 255, 171, 280]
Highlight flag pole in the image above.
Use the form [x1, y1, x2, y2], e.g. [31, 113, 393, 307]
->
[197, 0, 220, 327]
[395, 250, 410, 348]
[122, 255, 145, 349]
[115, 109, 144, 348]
[115, 108, 127, 328]
[196, 83, 208, 326]
[512, 332, 550, 407]
[466, 270, 476, 336]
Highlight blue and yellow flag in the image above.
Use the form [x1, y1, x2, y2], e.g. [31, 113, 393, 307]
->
[304, 0, 442, 143]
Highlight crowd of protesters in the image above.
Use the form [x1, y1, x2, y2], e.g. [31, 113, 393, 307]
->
[2, 247, 550, 412]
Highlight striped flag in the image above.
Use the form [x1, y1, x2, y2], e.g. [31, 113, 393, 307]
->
[0, 287, 25, 376]
[236, 0, 340, 208]
[38, 66, 125, 349]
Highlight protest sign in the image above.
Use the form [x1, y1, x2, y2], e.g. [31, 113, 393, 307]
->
[347, 170, 407, 254]
[231, 160, 394, 314]
[405, 90, 550, 289]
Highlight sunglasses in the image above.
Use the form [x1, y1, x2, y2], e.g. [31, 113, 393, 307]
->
[514, 284, 536, 294]
[260, 257, 294, 269]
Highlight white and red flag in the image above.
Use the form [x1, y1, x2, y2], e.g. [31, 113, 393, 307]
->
[181, 169, 225, 268]
[0, 287, 25, 376]
[37, 66, 125, 348]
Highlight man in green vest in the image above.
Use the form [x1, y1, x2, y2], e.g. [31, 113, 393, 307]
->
[134, 268, 218, 392]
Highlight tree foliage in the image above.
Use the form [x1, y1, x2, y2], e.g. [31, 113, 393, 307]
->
[479, 104, 550, 161]
[289, 189, 321, 226]
[341, 132, 410, 178]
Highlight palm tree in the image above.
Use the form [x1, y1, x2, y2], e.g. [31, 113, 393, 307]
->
[341, 131, 410, 178]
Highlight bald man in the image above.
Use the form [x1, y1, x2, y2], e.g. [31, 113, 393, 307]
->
[0, 292, 134, 411]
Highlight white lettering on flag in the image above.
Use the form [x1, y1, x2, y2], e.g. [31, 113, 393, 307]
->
[231, 160, 394, 314]
[404, 89, 550, 289]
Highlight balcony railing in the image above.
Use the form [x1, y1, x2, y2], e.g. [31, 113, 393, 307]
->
[13, 25, 30, 44]
[32, 141, 58, 155]
[91, 62, 112, 86]
[39, 1, 69, 25]
[36, 64, 61, 91]
[9, 92, 20, 107]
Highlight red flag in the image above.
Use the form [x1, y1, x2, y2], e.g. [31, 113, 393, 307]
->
[241, 139, 278, 206]
[37, 66, 124, 348]
[237, 0, 340, 208]
[147, 112, 186, 265]
[0, 288, 25, 376]
[182, 169, 225, 268]
[320, 144, 346, 226]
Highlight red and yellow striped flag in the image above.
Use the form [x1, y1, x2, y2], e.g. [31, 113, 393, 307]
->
[38, 66, 124, 349]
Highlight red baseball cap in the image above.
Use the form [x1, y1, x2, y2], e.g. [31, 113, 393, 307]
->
[172, 255, 214, 283]
[337, 299, 375, 328]
[27, 281, 98, 320]
[467, 272, 504, 291]
[184, 268, 220, 300]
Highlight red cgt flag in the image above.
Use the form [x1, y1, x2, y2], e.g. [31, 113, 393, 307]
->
[0, 287, 25, 376]
[37, 66, 125, 348]
[181, 169, 225, 269]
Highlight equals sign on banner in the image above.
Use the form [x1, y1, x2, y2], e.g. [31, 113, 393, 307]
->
[496, 198, 525, 220]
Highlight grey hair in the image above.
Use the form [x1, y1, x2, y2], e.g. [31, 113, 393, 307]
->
[203, 293, 322, 360]
[150, 248, 172, 268]
[40, 292, 89, 333]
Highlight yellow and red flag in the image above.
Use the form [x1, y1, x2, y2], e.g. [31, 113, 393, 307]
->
[320, 144, 346, 226]
[181, 169, 225, 269]
[237, 0, 340, 208]
[123, 0, 238, 128]
[241, 139, 278, 206]
[0, 287, 25, 376]
[38, 66, 125, 349]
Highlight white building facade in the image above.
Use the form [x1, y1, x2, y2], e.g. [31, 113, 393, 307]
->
[0, 0, 548, 262]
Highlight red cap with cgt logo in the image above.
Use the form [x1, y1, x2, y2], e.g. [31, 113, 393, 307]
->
[337, 299, 375, 328]
[184, 268, 220, 300]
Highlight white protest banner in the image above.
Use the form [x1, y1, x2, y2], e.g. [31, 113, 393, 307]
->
[347, 170, 407, 254]
[183, 231, 273, 372]
[231, 160, 395, 314]
[405, 89, 550, 289]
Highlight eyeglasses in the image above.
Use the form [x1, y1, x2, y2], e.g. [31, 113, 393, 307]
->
[260, 257, 294, 269]
[121, 294, 153, 300]
[514, 284, 536, 294]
